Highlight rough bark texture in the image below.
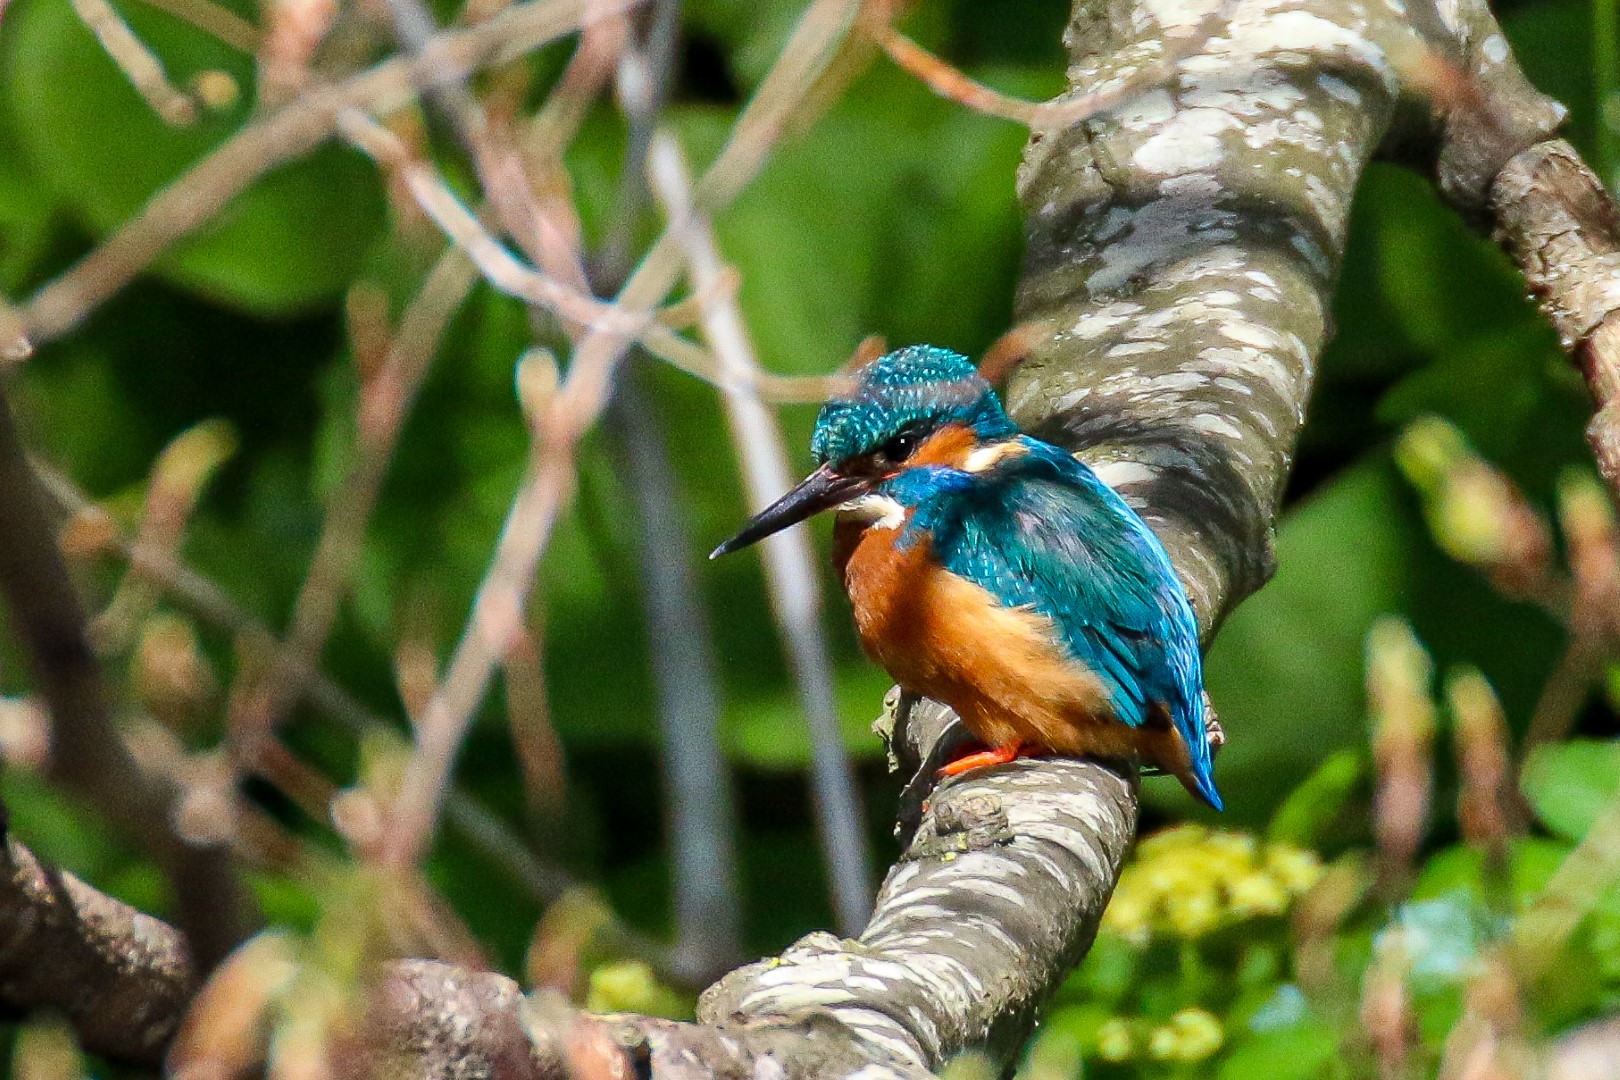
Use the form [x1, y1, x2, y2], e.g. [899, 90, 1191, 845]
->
[1013, 0, 1406, 629]
[1489, 142, 1620, 496]
[0, 833, 195, 1066]
[696, 697, 1137, 1075]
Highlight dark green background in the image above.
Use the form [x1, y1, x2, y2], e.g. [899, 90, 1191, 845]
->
[0, 0, 1608, 988]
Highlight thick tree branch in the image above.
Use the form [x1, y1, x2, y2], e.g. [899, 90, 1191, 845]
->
[1380, 0, 1620, 501]
[0, 829, 195, 1067]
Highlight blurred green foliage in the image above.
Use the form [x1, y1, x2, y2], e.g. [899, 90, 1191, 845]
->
[1, 0, 1620, 1075]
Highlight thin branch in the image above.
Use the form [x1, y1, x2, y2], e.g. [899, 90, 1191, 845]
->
[17, 0, 646, 349]
[226, 247, 475, 770]
[127, 0, 259, 52]
[378, 267, 670, 869]
[0, 388, 254, 970]
[648, 130, 874, 933]
[69, 0, 198, 125]
[29, 457, 679, 976]
[873, 5, 1228, 131]
[500, 622, 569, 841]
[599, 0, 743, 981]
[376, 0, 871, 870]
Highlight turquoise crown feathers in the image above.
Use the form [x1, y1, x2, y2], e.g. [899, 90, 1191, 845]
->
[810, 345, 1018, 467]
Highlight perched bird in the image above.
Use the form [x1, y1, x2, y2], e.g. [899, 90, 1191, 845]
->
[712, 345, 1222, 809]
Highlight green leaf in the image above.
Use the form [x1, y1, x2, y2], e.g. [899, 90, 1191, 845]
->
[1216, 1017, 1339, 1080]
[1194, 460, 1409, 821]
[1412, 837, 1572, 911]
[1267, 750, 1365, 847]
[724, 662, 894, 767]
[1522, 738, 1620, 842]
[2, 0, 384, 313]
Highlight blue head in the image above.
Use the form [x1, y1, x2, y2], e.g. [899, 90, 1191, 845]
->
[712, 345, 1017, 556]
[809, 345, 1016, 467]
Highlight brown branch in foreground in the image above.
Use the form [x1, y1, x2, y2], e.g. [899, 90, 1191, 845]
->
[0, 828, 195, 1067]
[31, 456, 681, 977]
[0, 388, 254, 970]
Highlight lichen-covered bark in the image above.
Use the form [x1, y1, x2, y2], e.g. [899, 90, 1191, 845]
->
[699, 697, 1137, 1073]
[1488, 142, 1620, 493]
[1013, 0, 1409, 628]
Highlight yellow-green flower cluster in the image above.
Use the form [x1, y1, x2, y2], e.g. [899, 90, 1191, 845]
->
[1095, 1008, 1225, 1064]
[1102, 825, 1323, 945]
[586, 960, 688, 1019]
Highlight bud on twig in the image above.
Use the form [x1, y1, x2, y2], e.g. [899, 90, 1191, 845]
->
[1397, 418, 1557, 607]
[1445, 666, 1516, 867]
[1367, 618, 1436, 895]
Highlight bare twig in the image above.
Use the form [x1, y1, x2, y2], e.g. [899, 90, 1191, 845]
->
[649, 130, 874, 932]
[873, 1, 1228, 131]
[128, 0, 259, 51]
[18, 0, 646, 349]
[600, 0, 743, 981]
[95, 419, 237, 653]
[377, 0, 870, 871]
[0, 388, 254, 969]
[69, 0, 198, 125]
[501, 623, 569, 839]
[226, 248, 475, 770]
[29, 458, 680, 974]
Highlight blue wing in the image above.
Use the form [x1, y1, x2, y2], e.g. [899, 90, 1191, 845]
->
[908, 438, 1219, 807]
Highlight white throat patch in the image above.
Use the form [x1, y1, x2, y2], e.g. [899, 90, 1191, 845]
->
[838, 493, 906, 531]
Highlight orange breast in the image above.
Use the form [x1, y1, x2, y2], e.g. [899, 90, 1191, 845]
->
[840, 522, 1145, 760]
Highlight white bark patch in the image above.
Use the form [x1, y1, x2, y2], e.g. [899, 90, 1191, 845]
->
[1107, 340, 1169, 357]
[1131, 108, 1241, 173]
[1318, 74, 1362, 104]
[1074, 301, 1145, 338]
[1188, 413, 1246, 440]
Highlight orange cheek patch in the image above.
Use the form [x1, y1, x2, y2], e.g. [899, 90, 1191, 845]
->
[906, 424, 978, 469]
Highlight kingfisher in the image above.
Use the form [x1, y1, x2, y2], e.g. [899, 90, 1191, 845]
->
[711, 344, 1222, 810]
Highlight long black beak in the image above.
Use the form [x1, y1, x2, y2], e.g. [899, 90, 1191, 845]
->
[710, 464, 872, 558]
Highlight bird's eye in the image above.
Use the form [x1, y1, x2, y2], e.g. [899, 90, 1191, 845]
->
[879, 429, 922, 464]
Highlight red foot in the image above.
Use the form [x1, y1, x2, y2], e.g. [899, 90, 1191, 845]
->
[939, 741, 1028, 778]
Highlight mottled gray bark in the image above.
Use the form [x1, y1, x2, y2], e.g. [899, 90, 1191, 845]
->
[1016, 0, 1400, 628]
